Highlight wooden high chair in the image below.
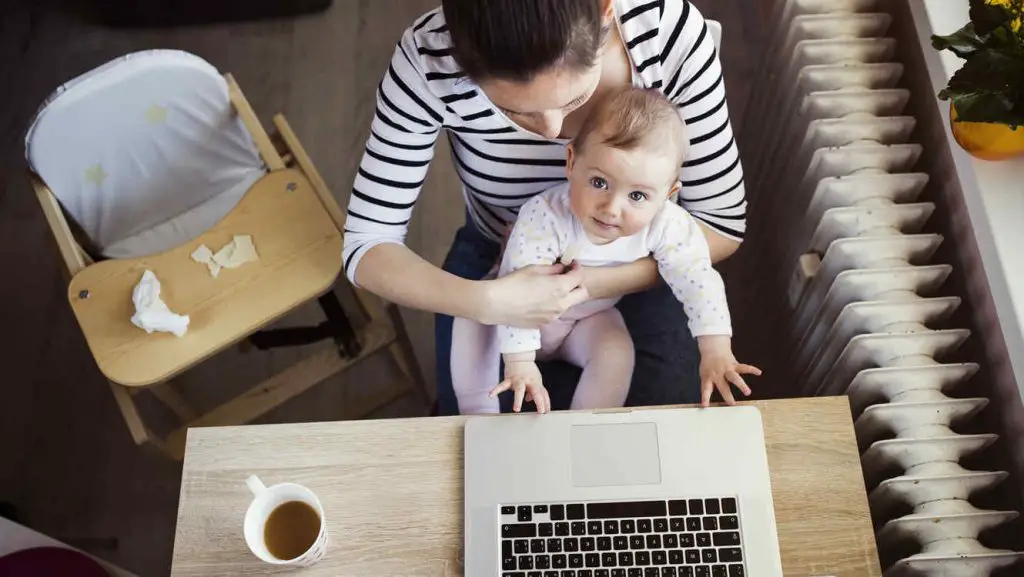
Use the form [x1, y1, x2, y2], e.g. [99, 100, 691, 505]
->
[26, 50, 427, 460]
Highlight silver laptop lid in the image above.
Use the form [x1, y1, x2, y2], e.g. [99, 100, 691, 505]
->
[464, 406, 783, 576]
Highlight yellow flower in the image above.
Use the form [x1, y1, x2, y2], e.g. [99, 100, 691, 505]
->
[1013, 16, 1023, 32]
[986, 0, 1011, 7]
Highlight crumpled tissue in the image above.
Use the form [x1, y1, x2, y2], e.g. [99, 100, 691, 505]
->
[130, 270, 190, 337]
[191, 234, 259, 278]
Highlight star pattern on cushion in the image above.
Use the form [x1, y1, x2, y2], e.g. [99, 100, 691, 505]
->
[84, 164, 108, 185]
[145, 103, 169, 124]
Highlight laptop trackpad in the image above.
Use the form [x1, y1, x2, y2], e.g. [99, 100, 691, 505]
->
[570, 423, 661, 487]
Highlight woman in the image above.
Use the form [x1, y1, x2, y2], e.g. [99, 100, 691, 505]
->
[344, 0, 747, 415]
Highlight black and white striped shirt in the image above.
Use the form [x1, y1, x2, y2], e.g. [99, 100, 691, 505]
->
[344, 0, 746, 283]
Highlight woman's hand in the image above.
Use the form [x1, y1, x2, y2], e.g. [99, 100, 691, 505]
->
[578, 257, 660, 300]
[478, 262, 589, 328]
[697, 335, 761, 407]
[491, 357, 551, 413]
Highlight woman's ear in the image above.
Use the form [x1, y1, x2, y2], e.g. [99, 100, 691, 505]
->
[566, 143, 576, 180]
[668, 181, 681, 203]
[601, 0, 615, 20]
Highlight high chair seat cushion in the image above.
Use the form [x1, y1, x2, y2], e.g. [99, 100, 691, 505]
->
[25, 49, 265, 259]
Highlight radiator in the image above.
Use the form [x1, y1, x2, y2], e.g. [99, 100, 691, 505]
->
[738, 0, 1024, 574]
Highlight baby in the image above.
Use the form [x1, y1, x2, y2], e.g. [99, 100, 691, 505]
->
[451, 86, 759, 414]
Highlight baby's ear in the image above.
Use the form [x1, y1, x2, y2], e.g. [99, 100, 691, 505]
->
[566, 143, 576, 178]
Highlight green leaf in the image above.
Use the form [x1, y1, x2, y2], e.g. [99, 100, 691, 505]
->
[969, 0, 1010, 35]
[988, 24, 1024, 50]
[942, 49, 1024, 125]
[950, 91, 1024, 127]
[952, 92, 1009, 122]
[931, 23, 985, 58]
[947, 50, 1019, 94]
[937, 1, 1024, 126]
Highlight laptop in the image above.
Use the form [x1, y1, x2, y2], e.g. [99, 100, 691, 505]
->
[464, 406, 784, 577]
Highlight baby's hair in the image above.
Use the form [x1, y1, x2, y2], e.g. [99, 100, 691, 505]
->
[572, 86, 689, 172]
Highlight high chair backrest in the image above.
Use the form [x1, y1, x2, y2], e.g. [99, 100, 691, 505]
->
[25, 50, 266, 259]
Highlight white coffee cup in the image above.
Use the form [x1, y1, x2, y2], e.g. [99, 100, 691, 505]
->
[243, 475, 328, 566]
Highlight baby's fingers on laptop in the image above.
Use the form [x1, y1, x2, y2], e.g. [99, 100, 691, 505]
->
[700, 379, 714, 407]
[716, 378, 737, 406]
[488, 380, 512, 398]
[512, 382, 527, 412]
[525, 384, 550, 413]
[736, 363, 763, 376]
[537, 387, 551, 414]
[726, 370, 752, 397]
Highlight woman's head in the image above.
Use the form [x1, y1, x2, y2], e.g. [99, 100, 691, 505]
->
[443, 0, 614, 138]
[566, 86, 689, 243]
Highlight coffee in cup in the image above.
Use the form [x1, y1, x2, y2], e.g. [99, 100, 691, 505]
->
[243, 475, 328, 566]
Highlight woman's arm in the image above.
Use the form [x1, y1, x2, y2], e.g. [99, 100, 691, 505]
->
[698, 221, 741, 262]
[659, 2, 749, 248]
[346, 18, 589, 327]
[353, 243, 490, 321]
[356, 241, 587, 326]
[356, 241, 590, 327]
[343, 24, 446, 286]
[581, 222, 738, 301]
[581, 258, 658, 300]
[344, 24, 494, 320]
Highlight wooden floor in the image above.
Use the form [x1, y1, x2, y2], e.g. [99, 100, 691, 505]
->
[0, 1, 769, 574]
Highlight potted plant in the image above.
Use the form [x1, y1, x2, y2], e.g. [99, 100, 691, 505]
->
[932, 0, 1024, 160]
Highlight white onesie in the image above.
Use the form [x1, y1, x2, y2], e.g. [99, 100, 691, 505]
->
[450, 182, 732, 414]
[497, 182, 732, 354]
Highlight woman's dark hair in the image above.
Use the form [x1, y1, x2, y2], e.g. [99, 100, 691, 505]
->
[442, 0, 608, 83]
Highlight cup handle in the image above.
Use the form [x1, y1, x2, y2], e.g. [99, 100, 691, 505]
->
[245, 475, 266, 496]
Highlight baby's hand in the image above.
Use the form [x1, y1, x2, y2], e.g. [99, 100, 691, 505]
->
[491, 358, 551, 413]
[697, 335, 761, 407]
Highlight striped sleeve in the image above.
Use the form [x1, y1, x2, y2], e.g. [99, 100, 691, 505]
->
[659, 0, 747, 240]
[343, 23, 446, 284]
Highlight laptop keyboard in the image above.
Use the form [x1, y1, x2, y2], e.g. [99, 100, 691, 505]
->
[499, 497, 745, 577]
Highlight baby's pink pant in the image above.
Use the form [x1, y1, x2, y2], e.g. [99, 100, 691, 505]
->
[450, 308, 634, 414]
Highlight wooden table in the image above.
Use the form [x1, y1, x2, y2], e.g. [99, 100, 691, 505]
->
[171, 397, 882, 576]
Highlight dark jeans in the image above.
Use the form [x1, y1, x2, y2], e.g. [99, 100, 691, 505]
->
[434, 220, 701, 415]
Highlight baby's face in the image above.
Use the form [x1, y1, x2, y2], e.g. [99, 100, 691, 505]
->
[567, 138, 679, 244]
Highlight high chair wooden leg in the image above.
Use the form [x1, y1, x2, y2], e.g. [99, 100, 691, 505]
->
[148, 382, 198, 422]
[107, 381, 152, 447]
[107, 380, 179, 459]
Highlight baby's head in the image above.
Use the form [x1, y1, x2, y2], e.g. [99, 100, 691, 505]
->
[567, 86, 688, 243]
